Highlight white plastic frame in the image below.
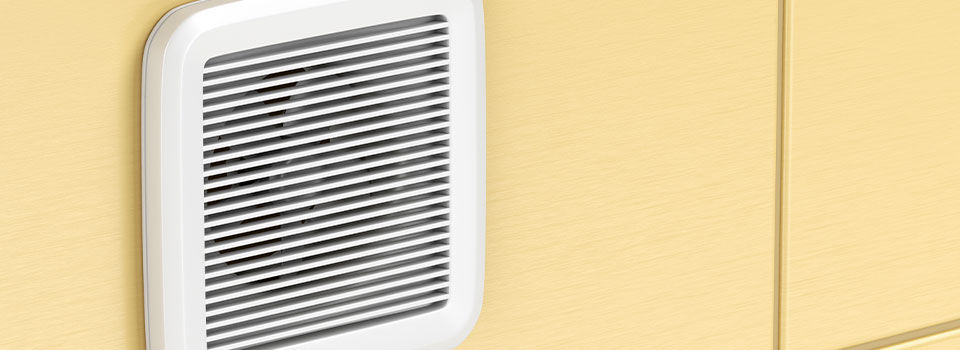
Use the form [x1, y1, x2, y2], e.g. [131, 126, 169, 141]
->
[141, 0, 485, 349]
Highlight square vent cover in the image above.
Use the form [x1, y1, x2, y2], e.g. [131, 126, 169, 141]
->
[141, 1, 484, 349]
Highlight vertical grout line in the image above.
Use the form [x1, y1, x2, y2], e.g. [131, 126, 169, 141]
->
[774, 0, 789, 349]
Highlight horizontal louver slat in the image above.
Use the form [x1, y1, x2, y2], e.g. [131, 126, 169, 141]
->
[202, 72, 449, 126]
[208, 293, 449, 350]
[207, 281, 449, 342]
[204, 196, 449, 253]
[205, 207, 449, 266]
[206, 269, 449, 329]
[203, 47, 449, 100]
[205, 256, 449, 316]
[203, 58, 449, 113]
[205, 220, 449, 277]
[204, 145, 449, 202]
[203, 33, 449, 88]
[203, 109, 448, 164]
[203, 15, 450, 348]
[203, 20, 448, 74]
[202, 95, 449, 151]
[203, 134, 448, 190]
[202, 85, 449, 139]
[206, 244, 449, 304]
[205, 233, 449, 292]
[203, 121, 449, 177]
[205, 183, 449, 238]
[204, 159, 450, 215]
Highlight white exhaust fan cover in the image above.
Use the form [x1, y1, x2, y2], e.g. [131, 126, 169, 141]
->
[141, 0, 484, 349]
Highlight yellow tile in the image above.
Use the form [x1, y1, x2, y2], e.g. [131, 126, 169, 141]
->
[0, 0, 778, 348]
[781, 0, 960, 348]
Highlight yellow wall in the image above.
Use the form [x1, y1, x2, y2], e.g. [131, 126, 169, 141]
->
[0, 0, 779, 348]
[4, 0, 960, 349]
[780, 1, 960, 349]
[0, 0, 170, 348]
[462, 0, 779, 348]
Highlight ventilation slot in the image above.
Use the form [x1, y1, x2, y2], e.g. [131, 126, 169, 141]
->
[201, 15, 451, 350]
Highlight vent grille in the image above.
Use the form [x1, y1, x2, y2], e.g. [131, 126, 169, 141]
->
[201, 16, 451, 350]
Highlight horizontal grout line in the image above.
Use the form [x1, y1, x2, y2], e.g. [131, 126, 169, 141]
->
[841, 319, 960, 350]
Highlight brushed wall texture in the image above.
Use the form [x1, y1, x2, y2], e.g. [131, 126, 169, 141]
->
[0, 0, 778, 348]
[460, 0, 779, 348]
[781, 0, 960, 349]
[0, 0, 181, 348]
[40, 0, 960, 349]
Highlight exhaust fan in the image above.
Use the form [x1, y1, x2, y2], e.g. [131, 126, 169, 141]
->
[141, 0, 484, 349]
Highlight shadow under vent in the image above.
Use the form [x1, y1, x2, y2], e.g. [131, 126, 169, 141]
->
[201, 15, 451, 350]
